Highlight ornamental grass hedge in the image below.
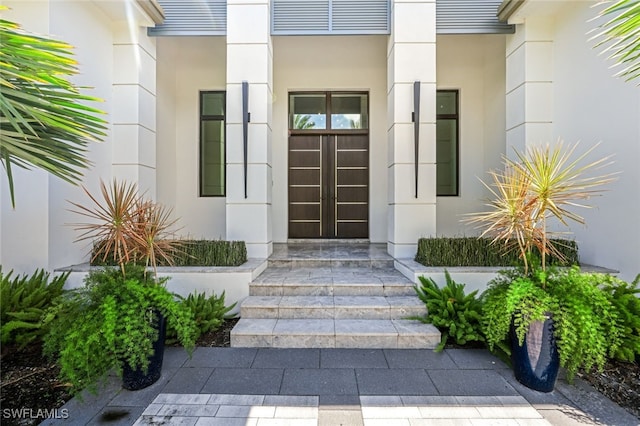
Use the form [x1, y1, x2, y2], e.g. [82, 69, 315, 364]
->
[91, 240, 247, 267]
[415, 237, 579, 267]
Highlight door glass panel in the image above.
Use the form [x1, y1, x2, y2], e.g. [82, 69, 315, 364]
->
[331, 94, 368, 129]
[290, 94, 327, 129]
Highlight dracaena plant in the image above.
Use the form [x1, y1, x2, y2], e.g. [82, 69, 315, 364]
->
[69, 179, 183, 279]
[466, 141, 615, 280]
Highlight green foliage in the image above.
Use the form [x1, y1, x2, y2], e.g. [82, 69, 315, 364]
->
[481, 266, 624, 380]
[415, 237, 578, 267]
[0, 268, 68, 347]
[592, 0, 640, 84]
[166, 291, 237, 344]
[167, 240, 247, 267]
[601, 274, 640, 362]
[413, 271, 485, 351]
[44, 265, 197, 394]
[92, 239, 247, 267]
[0, 9, 107, 208]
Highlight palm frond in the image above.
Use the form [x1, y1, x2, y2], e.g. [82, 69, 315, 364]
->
[0, 11, 107, 207]
[591, 0, 640, 84]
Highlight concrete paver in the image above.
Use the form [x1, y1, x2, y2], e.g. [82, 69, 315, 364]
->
[41, 347, 639, 426]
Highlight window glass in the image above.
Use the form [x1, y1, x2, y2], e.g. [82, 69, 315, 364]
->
[202, 92, 225, 116]
[289, 94, 327, 129]
[436, 91, 457, 115]
[436, 91, 459, 196]
[200, 91, 225, 197]
[331, 94, 368, 129]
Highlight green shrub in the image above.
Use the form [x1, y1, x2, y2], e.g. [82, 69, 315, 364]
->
[91, 240, 247, 267]
[601, 274, 640, 362]
[0, 268, 68, 347]
[415, 237, 579, 267]
[44, 264, 197, 394]
[169, 240, 247, 267]
[412, 270, 485, 351]
[166, 291, 237, 344]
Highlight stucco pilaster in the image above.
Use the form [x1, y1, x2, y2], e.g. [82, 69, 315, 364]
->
[112, 22, 158, 197]
[505, 16, 554, 158]
[225, 0, 273, 258]
[387, 0, 437, 258]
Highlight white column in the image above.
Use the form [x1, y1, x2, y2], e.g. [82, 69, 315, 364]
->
[387, 0, 437, 258]
[505, 17, 554, 158]
[225, 0, 273, 258]
[112, 23, 158, 197]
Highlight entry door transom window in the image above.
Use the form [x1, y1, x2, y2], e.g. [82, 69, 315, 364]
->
[289, 93, 369, 131]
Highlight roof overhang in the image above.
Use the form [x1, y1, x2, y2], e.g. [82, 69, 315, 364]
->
[497, 0, 526, 22]
[137, 0, 164, 25]
[92, 0, 164, 26]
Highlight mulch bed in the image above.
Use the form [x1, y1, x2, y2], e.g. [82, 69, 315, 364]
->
[1, 318, 638, 424]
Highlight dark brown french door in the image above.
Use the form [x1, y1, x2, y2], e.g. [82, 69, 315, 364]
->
[288, 134, 369, 238]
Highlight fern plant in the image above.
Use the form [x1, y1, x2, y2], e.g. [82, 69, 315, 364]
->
[481, 266, 624, 380]
[412, 271, 485, 352]
[44, 264, 197, 394]
[166, 291, 237, 344]
[0, 268, 68, 347]
[601, 274, 640, 362]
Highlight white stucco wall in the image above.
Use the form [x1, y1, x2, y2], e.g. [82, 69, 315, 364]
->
[550, 4, 640, 281]
[1, 1, 115, 273]
[155, 37, 228, 240]
[435, 35, 507, 236]
[272, 36, 388, 243]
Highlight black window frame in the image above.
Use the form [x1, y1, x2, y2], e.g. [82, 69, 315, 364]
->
[199, 90, 226, 197]
[436, 89, 460, 197]
[288, 91, 370, 134]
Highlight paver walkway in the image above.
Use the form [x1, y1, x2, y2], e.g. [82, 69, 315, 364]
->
[41, 347, 639, 425]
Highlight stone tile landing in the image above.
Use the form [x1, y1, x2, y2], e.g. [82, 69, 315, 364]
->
[231, 243, 440, 349]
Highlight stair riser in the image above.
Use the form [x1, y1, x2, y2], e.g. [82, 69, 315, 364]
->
[249, 285, 416, 297]
[241, 306, 426, 320]
[230, 334, 440, 349]
[267, 259, 394, 269]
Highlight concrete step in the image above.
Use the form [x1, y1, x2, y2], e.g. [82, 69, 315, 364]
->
[250, 268, 416, 297]
[230, 318, 441, 349]
[240, 295, 427, 319]
[268, 258, 395, 268]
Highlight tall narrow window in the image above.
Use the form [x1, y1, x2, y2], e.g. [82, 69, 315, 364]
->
[200, 91, 225, 197]
[436, 90, 459, 196]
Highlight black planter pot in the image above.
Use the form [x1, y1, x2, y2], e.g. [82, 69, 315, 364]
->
[122, 311, 166, 391]
[510, 316, 560, 393]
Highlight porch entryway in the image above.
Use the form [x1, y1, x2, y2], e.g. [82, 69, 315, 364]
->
[230, 243, 440, 348]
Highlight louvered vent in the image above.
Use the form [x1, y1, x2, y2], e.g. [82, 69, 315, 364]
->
[436, 0, 514, 34]
[332, 0, 390, 33]
[272, 0, 390, 35]
[148, 0, 226, 36]
[272, 0, 330, 33]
